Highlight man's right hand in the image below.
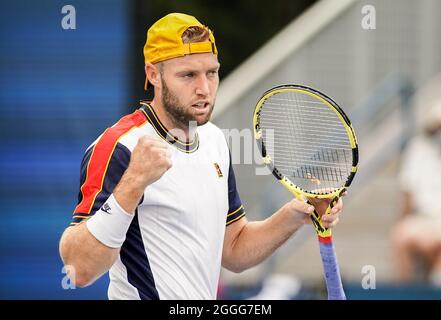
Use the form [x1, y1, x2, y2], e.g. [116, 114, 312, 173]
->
[127, 135, 173, 189]
[112, 135, 172, 214]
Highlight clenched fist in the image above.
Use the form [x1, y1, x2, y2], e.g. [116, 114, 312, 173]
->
[127, 135, 173, 188]
[112, 135, 172, 214]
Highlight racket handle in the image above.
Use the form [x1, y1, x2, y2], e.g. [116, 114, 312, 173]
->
[318, 238, 346, 300]
[325, 195, 340, 215]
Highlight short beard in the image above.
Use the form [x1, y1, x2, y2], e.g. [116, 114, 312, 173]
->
[160, 76, 213, 130]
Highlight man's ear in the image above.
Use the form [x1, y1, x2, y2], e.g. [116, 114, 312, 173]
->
[145, 62, 161, 88]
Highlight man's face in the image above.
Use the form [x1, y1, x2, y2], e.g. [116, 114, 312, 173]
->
[158, 53, 220, 128]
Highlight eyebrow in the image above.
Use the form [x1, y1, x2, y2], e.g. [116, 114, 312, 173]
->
[175, 65, 220, 75]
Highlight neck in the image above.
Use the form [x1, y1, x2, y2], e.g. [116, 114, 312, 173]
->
[150, 99, 196, 143]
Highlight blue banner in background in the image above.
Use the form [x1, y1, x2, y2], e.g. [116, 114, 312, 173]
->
[0, 0, 130, 299]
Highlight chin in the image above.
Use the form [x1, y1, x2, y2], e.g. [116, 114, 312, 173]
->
[195, 117, 210, 126]
[193, 112, 213, 126]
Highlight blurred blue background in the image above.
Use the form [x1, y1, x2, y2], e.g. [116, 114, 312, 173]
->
[0, 0, 130, 299]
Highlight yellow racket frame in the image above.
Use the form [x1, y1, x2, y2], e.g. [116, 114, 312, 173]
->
[253, 85, 358, 237]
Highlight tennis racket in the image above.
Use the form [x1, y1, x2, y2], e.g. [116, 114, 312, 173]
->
[253, 84, 359, 300]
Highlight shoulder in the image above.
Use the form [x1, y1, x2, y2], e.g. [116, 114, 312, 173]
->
[86, 110, 155, 154]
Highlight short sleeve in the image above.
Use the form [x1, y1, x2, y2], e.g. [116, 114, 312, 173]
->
[70, 142, 131, 226]
[226, 152, 246, 226]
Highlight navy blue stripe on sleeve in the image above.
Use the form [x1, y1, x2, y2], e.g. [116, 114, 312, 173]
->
[75, 146, 94, 207]
[226, 152, 245, 226]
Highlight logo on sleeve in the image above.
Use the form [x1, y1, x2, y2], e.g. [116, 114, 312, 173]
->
[213, 163, 223, 178]
[101, 203, 112, 214]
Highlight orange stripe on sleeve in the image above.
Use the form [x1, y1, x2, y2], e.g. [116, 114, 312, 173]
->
[74, 111, 146, 214]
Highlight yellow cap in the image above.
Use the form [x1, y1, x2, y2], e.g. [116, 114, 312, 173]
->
[143, 13, 217, 89]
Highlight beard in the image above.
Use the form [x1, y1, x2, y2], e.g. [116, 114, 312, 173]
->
[161, 77, 214, 129]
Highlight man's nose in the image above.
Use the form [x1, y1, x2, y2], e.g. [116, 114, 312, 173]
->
[195, 75, 210, 96]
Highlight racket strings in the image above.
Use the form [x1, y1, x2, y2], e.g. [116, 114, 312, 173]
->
[259, 91, 353, 194]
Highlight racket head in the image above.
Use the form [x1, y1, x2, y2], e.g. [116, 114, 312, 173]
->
[253, 84, 358, 200]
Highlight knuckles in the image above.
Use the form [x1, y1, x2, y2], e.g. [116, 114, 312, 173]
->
[138, 135, 150, 145]
[140, 137, 154, 149]
[137, 136, 161, 149]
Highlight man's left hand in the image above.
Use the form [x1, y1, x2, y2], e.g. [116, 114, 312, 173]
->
[307, 191, 347, 229]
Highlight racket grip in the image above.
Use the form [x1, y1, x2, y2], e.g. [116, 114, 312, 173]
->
[318, 239, 346, 300]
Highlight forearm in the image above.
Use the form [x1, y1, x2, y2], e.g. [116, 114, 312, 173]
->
[59, 173, 145, 287]
[223, 204, 306, 272]
[59, 222, 120, 287]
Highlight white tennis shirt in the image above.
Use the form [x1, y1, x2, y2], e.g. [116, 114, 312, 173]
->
[70, 103, 245, 299]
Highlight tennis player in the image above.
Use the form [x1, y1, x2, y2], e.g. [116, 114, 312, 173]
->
[59, 13, 344, 300]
